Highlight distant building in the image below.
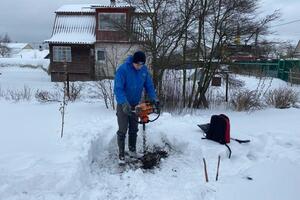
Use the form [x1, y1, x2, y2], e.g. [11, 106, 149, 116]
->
[5, 43, 33, 55]
[294, 40, 300, 58]
[45, 1, 147, 82]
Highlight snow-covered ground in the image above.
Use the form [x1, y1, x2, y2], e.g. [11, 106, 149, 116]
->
[0, 66, 300, 200]
[0, 49, 49, 71]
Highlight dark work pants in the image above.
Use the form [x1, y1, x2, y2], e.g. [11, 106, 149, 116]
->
[116, 104, 139, 156]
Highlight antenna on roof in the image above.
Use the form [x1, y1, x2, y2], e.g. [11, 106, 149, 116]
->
[111, 0, 116, 6]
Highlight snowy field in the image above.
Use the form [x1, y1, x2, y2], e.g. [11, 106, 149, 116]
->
[0, 66, 300, 200]
[0, 48, 49, 71]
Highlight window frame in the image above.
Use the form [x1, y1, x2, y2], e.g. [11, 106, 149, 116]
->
[96, 48, 106, 63]
[52, 46, 72, 62]
[98, 13, 126, 31]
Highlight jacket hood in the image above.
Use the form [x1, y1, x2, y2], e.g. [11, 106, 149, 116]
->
[125, 55, 145, 70]
[125, 55, 134, 64]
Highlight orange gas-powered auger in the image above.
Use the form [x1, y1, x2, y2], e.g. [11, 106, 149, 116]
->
[133, 101, 160, 154]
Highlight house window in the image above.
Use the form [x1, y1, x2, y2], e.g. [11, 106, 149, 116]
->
[98, 13, 126, 31]
[96, 49, 106, 62]
[53, 46, 72, 62]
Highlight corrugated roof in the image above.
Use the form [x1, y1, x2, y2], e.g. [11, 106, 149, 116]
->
[55, 2, 131, 13]
[45, 15, 96, 44]
[56, 4, 96, 13]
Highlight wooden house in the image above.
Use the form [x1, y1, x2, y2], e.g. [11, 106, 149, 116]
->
[45, 1, 146, 81]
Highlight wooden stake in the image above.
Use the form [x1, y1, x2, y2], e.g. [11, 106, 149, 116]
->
[203, 158, 209, 182]
[216, 155, 221, 181]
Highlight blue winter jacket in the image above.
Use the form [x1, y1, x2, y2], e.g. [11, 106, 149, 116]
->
[114, 56, 157, 105]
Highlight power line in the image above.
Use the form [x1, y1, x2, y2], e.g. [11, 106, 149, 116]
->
[272, 19, 300, 27]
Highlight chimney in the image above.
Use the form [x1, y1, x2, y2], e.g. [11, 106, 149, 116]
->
[111, 0, 116, 6]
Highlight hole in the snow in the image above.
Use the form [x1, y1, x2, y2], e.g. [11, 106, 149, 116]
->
[123, 144, 172, 171]
[140, 149, 168, 169]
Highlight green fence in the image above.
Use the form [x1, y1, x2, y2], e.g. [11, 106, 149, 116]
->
[233, 59, 300, 82]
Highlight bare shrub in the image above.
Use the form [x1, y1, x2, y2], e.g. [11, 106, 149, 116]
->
[0, 43, 10, 57]
[6, 86, 32, 102]
[54, 82, 84, 102]
[68, 82, 84, 102]
[265, 87, 299, 109]
[88, 80, 115, 109]
[227, 75, 245, 88]
[160, 70, 184, 112]
[230, 89, 263, 111]
[207, 89, 225, 109]
[255, 76, 274, 98]
[35, 90, 61, 103]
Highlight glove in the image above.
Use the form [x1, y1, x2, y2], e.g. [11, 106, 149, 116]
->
[151, 100, 160, 114]
[122, 103, 132, 116]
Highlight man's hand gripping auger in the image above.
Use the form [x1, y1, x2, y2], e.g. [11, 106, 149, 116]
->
[131, 101, 161, 154]
[133, 101, 160, 124]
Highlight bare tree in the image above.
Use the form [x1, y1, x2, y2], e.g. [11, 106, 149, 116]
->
[2, 33, 11, 43]
[190, 0, 280, 108]
[272, 41, 296, 58]
[179, 0, 199, 107]
[121, 0, 280, 109]
[122, 0, 188, 94]
[0, 34, 11, 57]
[59, 80, 68, 138]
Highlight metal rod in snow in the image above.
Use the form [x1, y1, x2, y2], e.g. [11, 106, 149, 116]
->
[203, 158, 209, 182]
[143, 123, 146, 154]
[60, 109, 65, 138]
[216, 155, 221, 181]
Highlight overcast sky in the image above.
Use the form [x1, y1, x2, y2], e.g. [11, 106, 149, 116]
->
[0, 0, 300, 45]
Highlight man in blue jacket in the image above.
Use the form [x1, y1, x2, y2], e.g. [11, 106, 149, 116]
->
[114, 51, 159, 164]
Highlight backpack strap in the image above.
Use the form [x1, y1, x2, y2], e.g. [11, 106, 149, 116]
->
[202, 138, 232, 159]
[224, 143, 232, 158]
[231, 137, 250, 144]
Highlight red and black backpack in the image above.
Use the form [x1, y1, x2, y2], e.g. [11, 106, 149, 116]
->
[198, 114, 250, 158]
[206, 114, 230, 144]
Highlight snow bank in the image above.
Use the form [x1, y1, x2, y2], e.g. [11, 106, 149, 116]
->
[0, 58, 50, 71]
[12, 49, 49, 60]
[0, 67, 51, 91]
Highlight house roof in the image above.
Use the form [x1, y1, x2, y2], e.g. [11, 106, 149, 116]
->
[56, 4, 96, 13]
[5, 43, 33, 50]
[45, 2, 135, 44]
[45, 15, 96, 44]
[55, 2, 131, 13]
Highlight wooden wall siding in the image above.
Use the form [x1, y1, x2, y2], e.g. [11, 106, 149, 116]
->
[51, 72, 92, 82]
[96, 31, 129, 42]
[49, 44, 95, 81]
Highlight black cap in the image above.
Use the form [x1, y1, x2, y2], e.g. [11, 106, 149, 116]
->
[133, 51, 146, 65]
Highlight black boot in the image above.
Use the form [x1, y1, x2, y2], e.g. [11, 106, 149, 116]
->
[128, 132, 137, 152]
[117, 133, 125, 164]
